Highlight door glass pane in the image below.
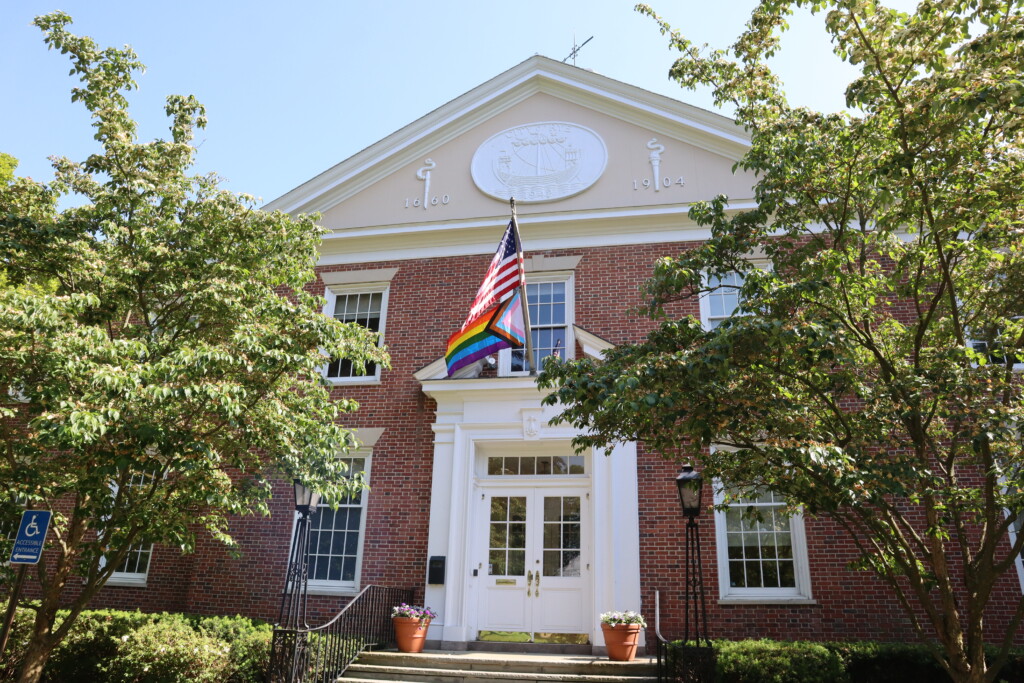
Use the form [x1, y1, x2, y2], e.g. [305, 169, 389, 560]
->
[489, 496, 527, 576]
[542, 496, 581, 577]
[491, 497, 508, 521]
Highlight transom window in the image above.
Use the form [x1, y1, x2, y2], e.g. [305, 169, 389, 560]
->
[307, 456, 369, 593]
[486, 455, 585, 476]
[714, 484, 812, 602]
[324, 285, 388, 383]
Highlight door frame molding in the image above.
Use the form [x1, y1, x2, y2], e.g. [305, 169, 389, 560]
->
[420, 377, 642, 651]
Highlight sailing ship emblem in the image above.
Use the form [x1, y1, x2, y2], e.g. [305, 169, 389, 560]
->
[471, 122, 607, 203]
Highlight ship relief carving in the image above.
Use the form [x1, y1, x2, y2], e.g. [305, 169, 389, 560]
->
[471, 122, 607, 203]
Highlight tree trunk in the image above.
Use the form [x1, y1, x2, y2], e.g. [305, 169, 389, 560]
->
[15, 627, 55, 683]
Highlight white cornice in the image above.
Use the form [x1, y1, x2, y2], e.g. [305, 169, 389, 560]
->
[420, 376, 552, 404]
[574, 326, 615, 358]
[315, 202, 758, 266]
[265, 56, 749, 217]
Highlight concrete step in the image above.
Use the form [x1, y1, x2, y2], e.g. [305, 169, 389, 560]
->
[341, 650, 657, 683]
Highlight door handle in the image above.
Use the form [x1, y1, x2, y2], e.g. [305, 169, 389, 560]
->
[535, 572, 540, 597]
[527, 570, 533, 597]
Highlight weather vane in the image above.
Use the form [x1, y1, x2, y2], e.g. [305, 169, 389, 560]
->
[563, 35, 593, 66]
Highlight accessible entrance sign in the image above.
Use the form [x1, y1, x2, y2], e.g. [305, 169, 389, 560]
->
[9, 510, 52, 565]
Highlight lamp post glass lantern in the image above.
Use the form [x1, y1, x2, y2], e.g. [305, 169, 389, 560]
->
[293, 479, 322, 514]
[675, 465, 703, 517]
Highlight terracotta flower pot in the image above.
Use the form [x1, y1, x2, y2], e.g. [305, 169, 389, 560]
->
[393, 616, 431, 653]
[601, 623, 642, 661]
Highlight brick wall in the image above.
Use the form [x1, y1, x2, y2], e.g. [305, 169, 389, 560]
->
[76, 239, 1024, 645]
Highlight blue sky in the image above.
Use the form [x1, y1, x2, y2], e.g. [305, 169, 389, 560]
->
[1, 1, 876, 206]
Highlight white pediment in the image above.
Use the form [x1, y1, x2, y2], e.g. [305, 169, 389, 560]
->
[265, 56, 755, 266]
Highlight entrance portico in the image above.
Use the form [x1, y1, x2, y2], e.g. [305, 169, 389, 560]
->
[417, 372, 642, 652]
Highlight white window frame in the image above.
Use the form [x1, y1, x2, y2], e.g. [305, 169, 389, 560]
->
[108, 543, 154, 587]
[322, 282, 390, 385]
[1004, 508, 1024, 594]
[713, 481, 813, 604]
[303, 452, 372, 596]
[698, 262, 770, 331]
[105, 473, 157, 587]
[500, 271, 575, 376]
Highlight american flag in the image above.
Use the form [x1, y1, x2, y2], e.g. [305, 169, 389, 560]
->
[462, 219, 525, 328]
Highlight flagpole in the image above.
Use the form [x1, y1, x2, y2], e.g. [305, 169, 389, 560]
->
[510, 198, 537, 376]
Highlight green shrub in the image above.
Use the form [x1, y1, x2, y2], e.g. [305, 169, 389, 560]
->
[989, 647, 1024, 683]
[825, 641, 947, 683]
[197, 614, 271, 683]
[3, 608, 271, 682]
[0, 607, 36, 681]
[43, 609, 155, 683]
[716, 639, 846, 683]
[105, 613, 232, 683]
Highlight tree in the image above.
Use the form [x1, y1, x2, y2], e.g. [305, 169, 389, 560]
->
[0, 14, 387, 683]
[0, 154, 15, 184]
[539, 2, 1024, 681]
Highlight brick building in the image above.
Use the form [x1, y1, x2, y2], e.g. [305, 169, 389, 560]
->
[85, 55, 1024, 651]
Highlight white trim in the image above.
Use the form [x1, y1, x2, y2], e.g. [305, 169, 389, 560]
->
[524, 255, 583, 273]
[712, 482, 813, 603]
[264, 56, 748, 216]
[1009, 519, 1024, 594]
[320, 268, 399, 286]
[321, 282, 390, 385]
[106, 573, 149, 588]
[419, 378, 641, 650]
[573, 326, 614, 359]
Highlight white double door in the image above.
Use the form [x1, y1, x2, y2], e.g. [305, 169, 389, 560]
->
[476, 486, 591, 643]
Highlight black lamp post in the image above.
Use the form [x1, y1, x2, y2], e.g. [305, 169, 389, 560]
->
[269, 480, 321, 683]
[674, 464, 716, 683]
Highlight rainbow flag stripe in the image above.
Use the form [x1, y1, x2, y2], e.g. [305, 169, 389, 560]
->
[445, 291, 525, 376]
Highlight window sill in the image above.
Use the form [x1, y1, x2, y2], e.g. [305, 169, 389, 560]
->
[307, 585, 360, 597]
[106, 575, 149, 588]
[325, 376, 382, 387]
[718, 597, 816, 606]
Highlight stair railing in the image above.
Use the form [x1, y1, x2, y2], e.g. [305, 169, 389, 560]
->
[654, 589, 670, 683]
[269, 584, 414, 683]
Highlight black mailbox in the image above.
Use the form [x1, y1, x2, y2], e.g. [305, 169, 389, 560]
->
[427, 556, 446, 585]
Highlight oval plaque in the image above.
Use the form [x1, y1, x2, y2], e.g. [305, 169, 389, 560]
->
[471, 121, 607, 203]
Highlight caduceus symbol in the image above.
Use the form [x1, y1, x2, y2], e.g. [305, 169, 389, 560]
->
[416, 159, 436, 210]
[647, 138, 666, 192]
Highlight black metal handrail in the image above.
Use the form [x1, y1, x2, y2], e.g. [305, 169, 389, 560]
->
[269, 584, 414, 683]
[654, 588, 717, 683]
[655, 589, 670, 683]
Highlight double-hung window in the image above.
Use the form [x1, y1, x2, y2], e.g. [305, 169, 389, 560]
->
[714, 484, 813, 602]
[306, 455, 370, 595]
[323, 283, 389, 384]
[701, 272, 745, 330]
[505, 274, 574, 375]
[107, 472, 156, 587]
